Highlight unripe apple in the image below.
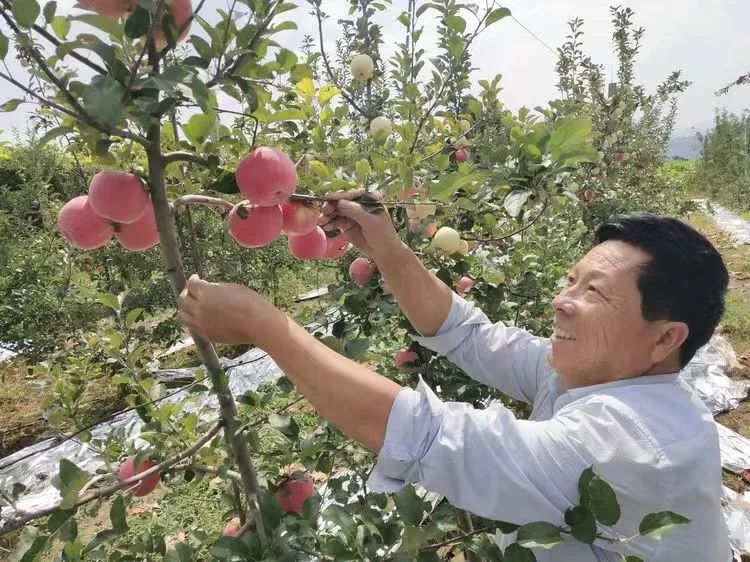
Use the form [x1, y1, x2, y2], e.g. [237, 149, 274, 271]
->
[455, 148, 470, 162]
[276, 472, 314, 514]
[456, 239, 469, 256]
[288, 226, 327, 260]
[456, 276, 474, 295]
[236, 147, 298, 207]
[77, 0, 135, 17]
[395, 349, 418, 368]
[431, 226, 461, 254]
[115, 199, 159, 251]
[614, 152, 626, 163]
[281, 201, 321, 235]
[228, 202, 283, 248]
[323, 232, 349, 259]
[58, 196, 114, 250]
[660, 94, 669, 103]
[369, 116, 392, 140]
[118, 456, 160, 497]
[153, 0, 193, 48]
[223, 517, 242, 537]
[405, 203, 436, 220]
[349, 257, 376, 287]
[88, 171, 149, 224]
[350, 54, 374, 81]
[452, 136, 469, 149]
[458, 119, 471, 133]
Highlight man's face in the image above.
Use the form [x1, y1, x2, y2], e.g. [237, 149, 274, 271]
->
[548, 240, 675, 388]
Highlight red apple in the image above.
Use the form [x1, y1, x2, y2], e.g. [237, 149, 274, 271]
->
[118, 456, 161, 497]
[223, 517, 242, 537]
[349, 257, 376, 287]
[395, 349, 418, 368]
[57, 196, 114, 250]
[228, 202, 283, 248]
[457, 276, 475, 295]
[115, 199, 159, 251]
[455, 148, 470, 162]
[288, 226, 327, 259]
[88, 171, 149, 224]
[281, 201, 321, 236]
[276, 472, 314, 515]
[323, 232, 349, 259]
[235, 147, 298, 207]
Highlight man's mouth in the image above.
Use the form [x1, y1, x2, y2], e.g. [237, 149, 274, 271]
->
[552, 328, 577, 341]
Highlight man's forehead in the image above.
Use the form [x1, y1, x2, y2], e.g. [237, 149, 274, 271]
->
[575, 242, 649, 277]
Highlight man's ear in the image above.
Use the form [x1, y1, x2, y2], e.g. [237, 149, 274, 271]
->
[650, 321, 689, 364]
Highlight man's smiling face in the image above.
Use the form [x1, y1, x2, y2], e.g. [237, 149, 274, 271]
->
[548, 239, 685, 389]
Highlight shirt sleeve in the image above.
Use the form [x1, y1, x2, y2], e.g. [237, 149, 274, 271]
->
[412, 291, 552, 404]
[368, 376, 663, 533]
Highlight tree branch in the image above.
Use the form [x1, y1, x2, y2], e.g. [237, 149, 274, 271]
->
[170, 194, 234, 214]
[408, 6, 494, 153]
[163, 150, 214, 167]
[21, 17, 108, 75]
[0, 421, 223, 536]
[466, 195, 550, 244]
[313, 5, 368, 118]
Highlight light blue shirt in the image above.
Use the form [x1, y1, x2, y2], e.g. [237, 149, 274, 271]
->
[368, 292, 731, 562]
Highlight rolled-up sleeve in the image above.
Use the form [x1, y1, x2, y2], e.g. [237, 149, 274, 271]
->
[412, 291, 552, 403]
[368, 376, 662, 529]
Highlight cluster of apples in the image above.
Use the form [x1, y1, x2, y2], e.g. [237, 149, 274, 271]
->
[57, 171, 159, 251]
[229, 147, 349, 260]
[77, 0, 192, 47]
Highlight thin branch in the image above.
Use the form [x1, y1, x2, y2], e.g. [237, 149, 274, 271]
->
[313, 5, 368, 118]
[466, 195, 550, 244]
[125, 0, 168, 94]
[206, 1, 280, 88]
[418, 525, 496, 553]
[170, 194, 234, 214]
[214, 0, 239, 78]
[0, 421, 223, 536]
[163, 150, 214, 166]
[24, 19, 107, 75]
[408, 7, 494, 153]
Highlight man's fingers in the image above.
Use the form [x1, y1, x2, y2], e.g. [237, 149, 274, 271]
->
[324, 188, 367, 202]
[335, 199, 377, 225]
[186, 273, 210, 298]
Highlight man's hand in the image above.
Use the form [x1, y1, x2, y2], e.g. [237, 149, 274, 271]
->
[319, 189, 403, 260]
[177, 274, 282, 345]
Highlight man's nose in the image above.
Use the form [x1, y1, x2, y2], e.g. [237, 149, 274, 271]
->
[552, 291, 575, 315]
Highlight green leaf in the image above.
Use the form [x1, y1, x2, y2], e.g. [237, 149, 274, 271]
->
[124, 6, 151, 38]
[290, 63, 313, 83]
[401, 526, 427, 553]
[0, 99, 24, 112]
[638, 511, 690, 540]
[48, 509, 75, 533]
[577, 466, 595, 507]
[504, 190, 531, 218]
[503, 543, 537, 562]
[265, 108, 306, 122]
[268, 413, 299, 439]
[54, 459, 91, 509]
[42, 1, 55, 23]
[516, 521, 563, 550]
[125, 307, 144, 329]
[548, 117, 594, 162]
[319, 83, 340, 105]
[485, 7, 511, 26]
[83, 76, 125, 127]
[110, 495, 128, 534]
[588, 475, 621, 526]
[72, 14, 123, 37]
[98, 292, 119, 311]
[0, 32, 7, 60]
[343, 337, 369, 359]
[181, 113, 216, 147]
[83, 529, 121, 554]
[51, 15, 70, 39]
[621, 557, 644, 562]
[394, 486, 426, 526]
[565, 505, 596, 544]
[37, 125, 73, 146]
[445, 14, 466, 32]
[13, 0, 41, 28]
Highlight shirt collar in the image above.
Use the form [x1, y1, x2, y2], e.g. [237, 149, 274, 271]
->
[553, 372, 681, 402]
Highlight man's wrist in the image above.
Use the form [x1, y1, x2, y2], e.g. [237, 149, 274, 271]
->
[372, 238, 411, 268]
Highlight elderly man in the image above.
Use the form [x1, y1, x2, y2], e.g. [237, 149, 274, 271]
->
[178, 194, 731, 561]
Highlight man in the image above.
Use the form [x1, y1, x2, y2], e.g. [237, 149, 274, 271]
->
[178, 193, 731, 561]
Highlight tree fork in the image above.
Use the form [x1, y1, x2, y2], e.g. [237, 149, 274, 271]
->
[145, 39, 267, 544]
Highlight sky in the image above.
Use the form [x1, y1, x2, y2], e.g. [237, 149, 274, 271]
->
[0, 0, 748, 140]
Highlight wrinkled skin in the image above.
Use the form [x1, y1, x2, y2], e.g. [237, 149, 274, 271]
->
[549, 240, 689, 389]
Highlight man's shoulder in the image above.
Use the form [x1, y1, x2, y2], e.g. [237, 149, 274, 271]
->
[561, 382, 718, 456]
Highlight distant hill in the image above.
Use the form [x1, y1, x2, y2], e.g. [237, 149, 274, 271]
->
[668, 134, 702, 159]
